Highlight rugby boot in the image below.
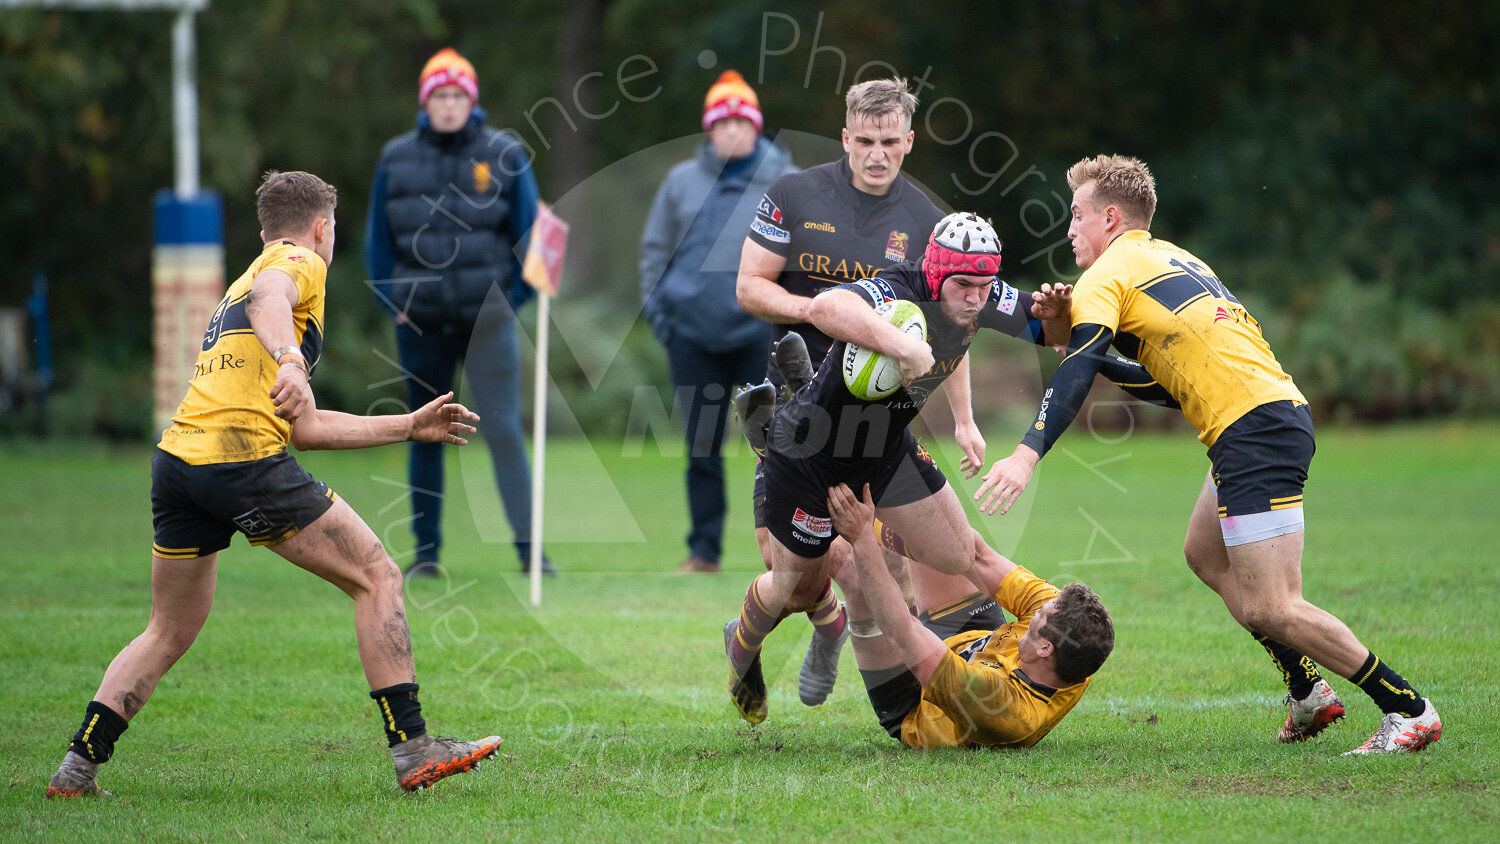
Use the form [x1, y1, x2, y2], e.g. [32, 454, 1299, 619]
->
[45, 751, 111, 798]
[391, 732, 503, 792]
[798, 617, 849, 706]
[773, 331, 816, 399]
[724, 619, 768, 724]
[1343, 699, 1442, 755]
[733, 382, 776, 459]
[1278, 679, 1346, 742]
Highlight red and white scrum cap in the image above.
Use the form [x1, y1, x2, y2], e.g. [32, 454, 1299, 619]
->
[921, 212, 1002, 299]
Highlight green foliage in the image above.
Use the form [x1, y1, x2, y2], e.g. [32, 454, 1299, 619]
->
[3, 427, 1498, 839]
[1, 2, 1496, 438]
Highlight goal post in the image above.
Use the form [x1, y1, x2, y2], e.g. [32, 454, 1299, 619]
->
[2, 0, 220, 433]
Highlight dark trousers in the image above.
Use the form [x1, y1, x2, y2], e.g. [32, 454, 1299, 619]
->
[664, 335, 767, 563]
[395, 302, 533, 563]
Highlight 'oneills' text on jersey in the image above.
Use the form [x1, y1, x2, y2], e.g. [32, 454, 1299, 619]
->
[747, 158, 942, 384]
[159, 241, 326, 465]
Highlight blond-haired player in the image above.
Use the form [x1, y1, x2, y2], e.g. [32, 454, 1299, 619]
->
[978, 155, 1440, 754]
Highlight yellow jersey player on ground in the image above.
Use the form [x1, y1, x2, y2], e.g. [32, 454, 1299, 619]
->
[48, 171, 504, 799]
[826, 484, 1112, 749]
[976, 155, 1440, 755]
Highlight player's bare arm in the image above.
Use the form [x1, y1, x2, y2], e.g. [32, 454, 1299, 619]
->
[289, 391, 479, 452]
[807, 287, 933, 385]
[827, 483, 947, 684]
[1030, 282, 1074, 347]
[735, 238, 809, 323]
[941, 355, 985, 477]
[246, 268, 313, 421]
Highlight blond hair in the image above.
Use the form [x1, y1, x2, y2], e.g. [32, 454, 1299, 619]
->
[845, 77, 917, 130]
[1066, 154, 1157, 229]
[257, 170, 337, 239]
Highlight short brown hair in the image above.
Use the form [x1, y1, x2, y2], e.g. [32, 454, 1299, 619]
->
[1037, 582, 1114, 685]
[845, 77, 917, 130]
[256, 170, 337, 239]
[1066, 154, 1157, 229]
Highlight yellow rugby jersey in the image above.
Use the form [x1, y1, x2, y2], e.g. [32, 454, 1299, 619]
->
[1070, 230, 1304, 446]
[159, 241, 326, 465]
[900, 567, 1090, 749]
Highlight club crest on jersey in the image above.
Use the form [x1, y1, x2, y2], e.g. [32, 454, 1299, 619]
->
[996, 282, 1019, 315]
[885, 231, 909, 262]
[791, 507, 832, 538]
[756, 195, 783, 225]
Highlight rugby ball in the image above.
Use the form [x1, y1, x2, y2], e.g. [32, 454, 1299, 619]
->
[842, 299, 927, 401]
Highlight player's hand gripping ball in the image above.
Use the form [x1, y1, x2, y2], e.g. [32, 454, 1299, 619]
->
[842, 299, 927, 400]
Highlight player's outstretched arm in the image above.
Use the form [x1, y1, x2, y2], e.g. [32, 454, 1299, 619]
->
[941, 355, 985, 478]
[976, 322, 1112, 515]
[289, 392, 479, 452]
[828, 483, 948, 684]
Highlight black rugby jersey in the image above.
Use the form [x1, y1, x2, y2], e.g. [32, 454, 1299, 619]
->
[769, 263, 1044, 463]
[747, 157, 942, 386]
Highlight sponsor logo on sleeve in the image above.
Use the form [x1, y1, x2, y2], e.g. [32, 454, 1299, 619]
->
[853, 277, 897, 305]
[751, 218, 790, 244]
[996, 282, 1019, 315]
[791, 507, 833, 538]
[756, 195, 783, 225]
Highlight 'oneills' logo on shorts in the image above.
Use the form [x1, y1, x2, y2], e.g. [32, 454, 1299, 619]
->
[791, 508, 832, 538]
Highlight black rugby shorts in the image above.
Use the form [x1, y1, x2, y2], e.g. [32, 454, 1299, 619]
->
[151, 449, 337, 558]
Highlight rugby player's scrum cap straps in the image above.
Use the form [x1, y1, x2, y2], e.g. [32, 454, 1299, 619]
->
[921, 212, 1002, 299]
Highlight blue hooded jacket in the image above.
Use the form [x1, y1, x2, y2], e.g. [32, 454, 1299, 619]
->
[639, 136, 797, 350]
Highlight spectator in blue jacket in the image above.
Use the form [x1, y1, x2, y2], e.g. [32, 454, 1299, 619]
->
[640, 71, 798, 572]
[366, 48, 555, 578]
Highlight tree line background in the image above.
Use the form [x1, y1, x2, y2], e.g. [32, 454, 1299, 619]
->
[2, 0, 1496, 440]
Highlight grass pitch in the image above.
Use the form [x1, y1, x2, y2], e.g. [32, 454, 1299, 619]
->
[2, 421, 1497, 841]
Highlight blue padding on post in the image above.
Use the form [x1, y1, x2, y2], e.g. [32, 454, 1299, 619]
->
[154, 190, 223, 246]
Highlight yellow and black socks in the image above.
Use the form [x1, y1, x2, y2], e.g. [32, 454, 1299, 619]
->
[370, 683, 428, 747]
[1352, 652, 1425, 718]
[69, 700, 128, 764]
[1254, 632, 1321, 701]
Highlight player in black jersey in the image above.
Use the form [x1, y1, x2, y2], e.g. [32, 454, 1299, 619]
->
[732, 78, 955, 710]
[724, 213, 1075, 723]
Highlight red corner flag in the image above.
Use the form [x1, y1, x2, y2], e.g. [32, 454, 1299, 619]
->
[522, 201, 569, 297]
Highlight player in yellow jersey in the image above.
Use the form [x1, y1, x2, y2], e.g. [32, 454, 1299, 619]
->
[825, 483, 1112, 748]
[47, 171, 504, 798]
[977, 155, 1440, 755]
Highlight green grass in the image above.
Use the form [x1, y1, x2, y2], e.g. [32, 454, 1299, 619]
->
[2, 422, 1498, 841]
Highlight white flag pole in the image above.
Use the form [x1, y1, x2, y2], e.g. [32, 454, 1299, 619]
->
[529, 291, 550, 606]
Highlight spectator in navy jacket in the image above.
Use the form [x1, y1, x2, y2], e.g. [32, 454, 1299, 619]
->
[367, 48, 555, 578]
